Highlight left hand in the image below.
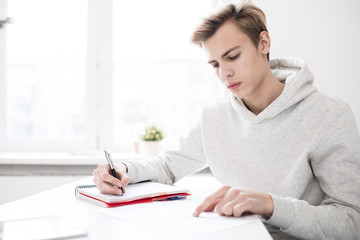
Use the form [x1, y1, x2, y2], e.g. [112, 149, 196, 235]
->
[193, 185, 274, 219]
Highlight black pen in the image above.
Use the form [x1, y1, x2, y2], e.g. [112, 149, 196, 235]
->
[104, 150, 124, 193]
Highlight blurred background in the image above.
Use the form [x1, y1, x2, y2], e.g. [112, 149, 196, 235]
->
[0, 0, 359, 204]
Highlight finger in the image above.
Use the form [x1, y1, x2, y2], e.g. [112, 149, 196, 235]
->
[233, 200, 253, 218]
[116, 169, 130, 193]
[203, 199, 221, 212]
[221, 200, 237, 216]
[100, 169, 123, 189]
[230, 191, 273, 217]
[94, 164, 123, 191]
[97, 162, 110, 172]
[193, 185, 230, 217]
[214, 188, 242, 216]
[218, 190, 249, 216]
[93, 176, 123, 195]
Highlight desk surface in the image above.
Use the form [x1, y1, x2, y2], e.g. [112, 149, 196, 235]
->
[0, 173, 272, 240]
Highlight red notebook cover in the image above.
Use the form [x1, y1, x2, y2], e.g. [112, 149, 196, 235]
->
[78, 192, 191, 207]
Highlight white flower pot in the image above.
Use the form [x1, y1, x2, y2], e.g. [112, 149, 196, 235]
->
[140, 140, 161, 156]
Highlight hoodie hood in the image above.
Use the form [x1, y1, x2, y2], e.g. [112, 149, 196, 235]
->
[230, 58, 317, 123]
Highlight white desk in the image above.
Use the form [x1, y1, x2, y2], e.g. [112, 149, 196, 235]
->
[0, 174, 272, 240]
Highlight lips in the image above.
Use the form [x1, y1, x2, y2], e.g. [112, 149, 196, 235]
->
[228, 82, 241, 90]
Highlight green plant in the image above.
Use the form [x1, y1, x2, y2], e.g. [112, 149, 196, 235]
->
[140, 126, 164, 141]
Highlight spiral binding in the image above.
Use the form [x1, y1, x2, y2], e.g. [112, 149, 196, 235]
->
[74, 184, 96, 195]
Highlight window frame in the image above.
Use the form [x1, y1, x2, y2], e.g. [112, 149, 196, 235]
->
[0, 0, 113, 151]
[0, 0, 9, 150]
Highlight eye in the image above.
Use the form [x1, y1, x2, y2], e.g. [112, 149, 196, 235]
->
[228, 54, 240, 61]
[210, 62, 219, 69]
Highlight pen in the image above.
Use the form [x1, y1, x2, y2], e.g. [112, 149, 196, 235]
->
[104, 150, 124, 193]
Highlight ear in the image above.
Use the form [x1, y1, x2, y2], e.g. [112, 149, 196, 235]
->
[258, 31, 271, 56]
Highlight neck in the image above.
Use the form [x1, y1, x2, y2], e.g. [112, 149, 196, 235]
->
[242, 71, 284, 115]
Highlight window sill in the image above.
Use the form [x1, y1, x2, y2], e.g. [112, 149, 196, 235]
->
[0, 151, 211, 176]
[0, 151, 143, 176]
[0, 151, 142, 165]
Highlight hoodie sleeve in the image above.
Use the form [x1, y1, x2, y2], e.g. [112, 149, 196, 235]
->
[265, 102, 360, 239]
[123, 120, 208, 184]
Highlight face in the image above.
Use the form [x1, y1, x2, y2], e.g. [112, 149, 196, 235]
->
[202, 20, 270, 101]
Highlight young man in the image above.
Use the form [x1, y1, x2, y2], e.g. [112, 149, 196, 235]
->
[93, 3, 360, 239]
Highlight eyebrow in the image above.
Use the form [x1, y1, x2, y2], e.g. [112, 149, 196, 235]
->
[207, 45, 241, 64]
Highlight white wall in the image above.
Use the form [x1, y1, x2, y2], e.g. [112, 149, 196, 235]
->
[252, 0, 360, 131]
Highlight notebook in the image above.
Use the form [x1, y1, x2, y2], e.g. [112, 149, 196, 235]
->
[75, 181, 190, 207]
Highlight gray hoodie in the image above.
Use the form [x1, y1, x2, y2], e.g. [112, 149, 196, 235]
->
[125, 58, 360, 240]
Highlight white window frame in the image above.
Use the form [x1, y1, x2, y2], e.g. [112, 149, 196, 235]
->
[0, 0, 114, 152]
[87, 0, 113, 151]
[0, 0, 9, 150]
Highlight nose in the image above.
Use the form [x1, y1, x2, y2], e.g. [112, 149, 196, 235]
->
[219, 65, 234, 81]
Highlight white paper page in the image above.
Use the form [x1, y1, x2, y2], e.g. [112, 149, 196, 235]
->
[98, 200, 259, 238]
[148, 212, 259, 238]
[99, 200, 194, 224]
[186, 218, 273, 240]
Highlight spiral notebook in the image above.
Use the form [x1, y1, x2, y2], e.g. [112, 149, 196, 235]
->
[75, 181, 190, 208]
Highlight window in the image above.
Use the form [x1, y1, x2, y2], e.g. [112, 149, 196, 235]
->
[0, 0, 222, 152]
[112, 0, 221, 151]
[0, 0, 91, 150]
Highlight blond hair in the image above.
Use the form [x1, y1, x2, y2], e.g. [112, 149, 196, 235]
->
[191, 2, 269, 60]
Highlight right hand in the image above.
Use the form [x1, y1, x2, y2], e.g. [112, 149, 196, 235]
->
[93, 163, 130, 195]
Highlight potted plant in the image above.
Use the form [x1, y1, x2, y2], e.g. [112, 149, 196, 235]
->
[140, 125, 164, 156]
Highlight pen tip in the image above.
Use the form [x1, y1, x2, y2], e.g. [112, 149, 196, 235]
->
[104, 150, 107, 154]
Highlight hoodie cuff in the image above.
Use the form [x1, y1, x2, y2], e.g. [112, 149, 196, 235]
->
[121, 161, 139, 184]
[262, 194, 295, 230]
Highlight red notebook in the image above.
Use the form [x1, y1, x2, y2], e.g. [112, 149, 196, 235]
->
[75, 181, 190, 208]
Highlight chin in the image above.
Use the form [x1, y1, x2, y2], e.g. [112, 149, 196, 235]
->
[233, 93, 243, 100]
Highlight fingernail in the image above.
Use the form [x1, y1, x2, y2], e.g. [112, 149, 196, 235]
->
[193, 210, 199, 217]
[116, 190, 123, 195]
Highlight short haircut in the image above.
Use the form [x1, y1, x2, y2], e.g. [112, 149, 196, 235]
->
[191, 2, 269, 60]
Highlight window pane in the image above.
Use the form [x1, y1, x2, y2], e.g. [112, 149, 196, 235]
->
[6, 0, 87, 141]
[113, 1, 221, 150]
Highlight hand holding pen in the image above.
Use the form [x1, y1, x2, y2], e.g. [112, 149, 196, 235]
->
[92, 150, 130, 195]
